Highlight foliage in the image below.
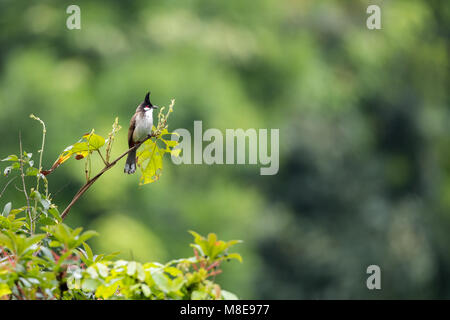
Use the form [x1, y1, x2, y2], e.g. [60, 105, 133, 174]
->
[0, 220, 241, 300]
[0, 115, 241, 300]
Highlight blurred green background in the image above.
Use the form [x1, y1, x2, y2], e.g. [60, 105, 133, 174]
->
[0, 0, 449, 299]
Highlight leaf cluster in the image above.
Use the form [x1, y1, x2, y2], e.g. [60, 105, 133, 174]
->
[0, 220, 241, 300]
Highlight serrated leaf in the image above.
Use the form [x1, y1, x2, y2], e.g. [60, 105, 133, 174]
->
[137, 139, 165, 185]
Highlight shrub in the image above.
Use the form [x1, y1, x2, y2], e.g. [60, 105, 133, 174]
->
[0, 108, 242, 300]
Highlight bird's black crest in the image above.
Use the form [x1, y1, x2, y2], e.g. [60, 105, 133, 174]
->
[144, 92, 152, 106]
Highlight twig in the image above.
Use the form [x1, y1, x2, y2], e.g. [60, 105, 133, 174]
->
[0, 177, 17, 199]
[30, 114, 47, 215]
[30, 114, 46, 196]
[97, 150, 108, 166]
[60, 133, 156, 220]
[19, 132, 33, 234]
[14, 184, 24, 193]
[85, 135, 92, 182]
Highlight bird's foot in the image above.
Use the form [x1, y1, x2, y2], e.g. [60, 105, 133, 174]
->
[124, 163, 136, 174]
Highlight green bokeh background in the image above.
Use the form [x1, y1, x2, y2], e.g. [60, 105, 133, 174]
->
[0, 0, 448, 298]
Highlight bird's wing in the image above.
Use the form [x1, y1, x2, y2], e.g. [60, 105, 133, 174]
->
[128, 114, 137, 148]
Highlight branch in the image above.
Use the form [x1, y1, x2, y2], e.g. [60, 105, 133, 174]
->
[60, 99, 175, 221]
[60, 133, 156, 220]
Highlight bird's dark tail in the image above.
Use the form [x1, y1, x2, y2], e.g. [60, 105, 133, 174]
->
[124, 149, 137, 174]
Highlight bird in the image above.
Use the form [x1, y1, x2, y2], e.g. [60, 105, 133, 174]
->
[124, 92, 158, 174]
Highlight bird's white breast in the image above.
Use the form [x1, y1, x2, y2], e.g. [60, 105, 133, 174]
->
[133, 109, 153, 141]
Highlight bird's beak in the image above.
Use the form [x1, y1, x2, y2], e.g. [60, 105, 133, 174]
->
[153, 105, 158, 109]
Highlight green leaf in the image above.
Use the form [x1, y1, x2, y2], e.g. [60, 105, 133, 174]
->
[0, 283, 11, 297]
[9, 206, 27, 215]
[30, 190, 42, 201]
[137, 139, 165, 185]
[0, 232, 14, 250]
[24, 234, 46, 250]
[96, 263, 109, 278]
[83, 132, 106, 150]
[78, 230, 99, 243]
[191, 290, 208, 300]
[3, 163, 19, 176]
[39, 246, 56, 262]
[127, 261, 137, 276]
[170, 277, 186, 292]
[164, 266, 183, 277]
[23, 152, 32, 160]
[49, 240, 61, 247]
[86, 266, 99, 279]
[221, 290, 238, 300]
[152, 272, 171, 293]
[225, 253, 243, 263]
[40, 198, 51, 211]
[38, 216, 57, 226]
[81, 278, 100, 292]
[2, 202, 12, 216]
[136, 263, 146, 282]
[1, 155, 19, 162]
[95, 282, 119, 299]
[82, 242, 94, 260]
[48, 207, 62, 222]
[141, 284, 151, 297]
[26, 167, 40, 176]
[70, 142, 90, 153]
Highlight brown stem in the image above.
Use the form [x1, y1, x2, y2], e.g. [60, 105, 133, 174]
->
[60, 133, 155, 220]
[97, 150, 108, 166]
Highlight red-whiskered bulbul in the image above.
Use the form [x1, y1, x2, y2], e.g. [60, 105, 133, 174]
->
[124, 92, 158, 174]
